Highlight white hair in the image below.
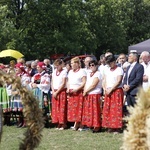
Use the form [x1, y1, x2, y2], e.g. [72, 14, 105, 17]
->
[140, 51, 150, 57]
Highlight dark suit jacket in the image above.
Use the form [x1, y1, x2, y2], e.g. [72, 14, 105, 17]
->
[123, 62, 144, 95]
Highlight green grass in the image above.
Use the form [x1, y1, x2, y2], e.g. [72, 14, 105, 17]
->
[0, 126, 123, 150]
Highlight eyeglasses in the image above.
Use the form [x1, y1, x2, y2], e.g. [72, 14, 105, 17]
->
[89, 64, 95, 67]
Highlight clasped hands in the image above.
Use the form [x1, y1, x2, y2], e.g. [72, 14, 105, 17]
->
[123, 84, 130, 92]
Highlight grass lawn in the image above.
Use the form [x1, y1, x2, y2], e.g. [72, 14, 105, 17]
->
[0, 125, 123, 150]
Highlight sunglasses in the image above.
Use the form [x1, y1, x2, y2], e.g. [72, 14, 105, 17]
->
[89, 64, 95, 67]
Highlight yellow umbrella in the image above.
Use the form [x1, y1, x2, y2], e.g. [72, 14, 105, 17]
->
[0, 49, 24, 59]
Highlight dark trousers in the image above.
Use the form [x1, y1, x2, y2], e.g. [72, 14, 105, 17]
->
[126, 94, 136, 107]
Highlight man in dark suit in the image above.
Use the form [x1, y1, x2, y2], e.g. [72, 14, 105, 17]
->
[123, 52, 144, 107]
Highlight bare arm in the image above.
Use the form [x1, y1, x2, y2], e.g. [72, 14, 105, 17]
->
[71, 76, 86, 93]
[52, 77, 67, 99]
[106, 75, 123, 95]
[102, 75, 106, 95]
[55, 77, 66, 94]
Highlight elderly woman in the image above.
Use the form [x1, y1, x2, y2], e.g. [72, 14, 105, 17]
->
[30, 62, 51, 127]
[67, 57, 86, 130]
[102, 55, 124, 133]
[82, 60, 102, 133]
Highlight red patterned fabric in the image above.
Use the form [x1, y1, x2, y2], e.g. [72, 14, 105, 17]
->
[51, 89, 67, 124]
[102, 88, 123, 129]
[82, 94, 101, 128]
[67, 90, 84, 122]
[52, 90, 67, 124]
[34, 73, 41, 80]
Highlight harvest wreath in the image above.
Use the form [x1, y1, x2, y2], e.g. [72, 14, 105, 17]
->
[0, 70, 44, 150]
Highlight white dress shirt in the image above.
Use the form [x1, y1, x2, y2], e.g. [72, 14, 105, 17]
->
[141, 61, 150, 91]
[127, 62, 137, 85]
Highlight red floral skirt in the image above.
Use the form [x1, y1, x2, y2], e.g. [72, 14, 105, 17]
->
[102, 88, 123, 129]
[67, 90, 84, 122]
[82, 94, 101, 128]
[51, 89, 67, 124]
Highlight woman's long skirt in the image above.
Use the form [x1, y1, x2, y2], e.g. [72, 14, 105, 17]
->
[51, 89, 67, 124]
[82, 94, 101, 128]
[102, 88, 123, 129]
[67, 90, 84, 122]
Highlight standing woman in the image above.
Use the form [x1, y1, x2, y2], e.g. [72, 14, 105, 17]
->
[30, 62, 51, 127]
[12, 63, 31, 127]
[82, 60, 102, 133]
[67, 57, 86, 130]
[102, 55, 124, 133]
[51, 59, 68, 130]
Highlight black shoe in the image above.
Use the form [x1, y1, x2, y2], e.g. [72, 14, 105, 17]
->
[17, 123, 23, 128]
[92, 129, 101, 133]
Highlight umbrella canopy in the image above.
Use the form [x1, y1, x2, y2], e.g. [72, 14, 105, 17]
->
[128, 39, 150, 54]
[0, 49, 24, 59]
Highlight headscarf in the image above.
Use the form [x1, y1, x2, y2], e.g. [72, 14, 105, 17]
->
[37, 62, 46, 70]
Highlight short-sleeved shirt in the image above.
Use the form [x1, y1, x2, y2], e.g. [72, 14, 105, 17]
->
[85, 71, 102, 94]
[105, 67, 123, 88]
[68, 68, 86, 89]
[52, 69, 67, 89]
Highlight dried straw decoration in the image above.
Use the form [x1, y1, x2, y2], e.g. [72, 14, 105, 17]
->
[0, 70, 44, 150]
[121, 89, 150, 150]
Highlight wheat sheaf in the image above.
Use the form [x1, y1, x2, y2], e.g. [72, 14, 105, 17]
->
[0, 70, 44, 150]
[121, 89, 150, 150]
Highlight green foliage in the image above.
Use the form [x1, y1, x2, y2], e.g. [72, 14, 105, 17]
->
[85, 0, 130, 55]
[0, 0, 149, 60]
[126, 0, 150, 45]
[0, 2, 28, 57]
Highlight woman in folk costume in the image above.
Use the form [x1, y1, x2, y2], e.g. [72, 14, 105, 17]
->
[67, 57, 86, 130]
[1, 65, 15, 126]
[102, 55, 124, 133]
[51, 59, 67, 130]
[0, 78, 11, 126]
[30, 62, 51, 127]
[11, 63, 31, 127]
[82, 60, 102, 133]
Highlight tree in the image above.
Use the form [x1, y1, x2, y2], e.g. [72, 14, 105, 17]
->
[0, 0, 150, 60]
[126, 0, 150, 45]
[85, 0, 131, 57]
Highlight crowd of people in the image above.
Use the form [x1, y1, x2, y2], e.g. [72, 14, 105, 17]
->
[0, 50, 149, 134]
